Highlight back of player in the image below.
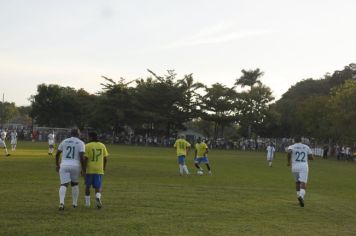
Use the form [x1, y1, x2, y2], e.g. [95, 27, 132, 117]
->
[288, 142, 312, 172]
[287, 137, 313, 207]
[173, 135, 191, 175]
[84, 132, 109, 208]
[55, 129, 85, 210]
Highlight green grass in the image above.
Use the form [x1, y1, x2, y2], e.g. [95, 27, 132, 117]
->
[1, 141, 356, 235]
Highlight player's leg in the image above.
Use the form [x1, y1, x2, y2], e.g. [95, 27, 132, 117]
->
[203, 157, 212, 175]
[85, 174, 92, 207]
[194, 157, 203, 171]
[70, 167, 81, 208]
[178, 156, 186, 175]
[182, 157, 189, 175]
[58, 166, 70, 210]
[94, 175, 103, 209]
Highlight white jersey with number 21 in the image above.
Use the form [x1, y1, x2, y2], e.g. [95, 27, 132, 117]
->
[287, 143, 312, 171]
[58, 137, 85, 167]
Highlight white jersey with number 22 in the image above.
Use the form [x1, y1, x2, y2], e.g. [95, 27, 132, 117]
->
[287, 143, 312, 171]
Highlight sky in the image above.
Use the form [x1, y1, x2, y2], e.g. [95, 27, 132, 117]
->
[1, 0, 355, 106]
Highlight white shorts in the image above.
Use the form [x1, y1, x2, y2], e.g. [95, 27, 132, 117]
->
[267, 155, 273, 161]
[59, 165, 81, 184]
[292, 169, 309, 183]
[11, 139, 17, 145]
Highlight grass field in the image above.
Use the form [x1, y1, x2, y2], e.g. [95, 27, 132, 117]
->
[1, 141, 356, 235]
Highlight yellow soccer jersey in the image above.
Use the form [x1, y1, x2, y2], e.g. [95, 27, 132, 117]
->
[195, 142, 208, 157]
[174, 139, 191, 156]
[85, 142, 109, 174]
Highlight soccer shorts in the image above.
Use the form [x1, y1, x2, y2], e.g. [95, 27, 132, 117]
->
[266, 155, 273, 161]
[178, 155, 186, 165]
[194, 156, 209, 164]
[59, 165, 81, 184]
[292, 168, 309, 183]
[85, 174, 103, 189]
[11, 139, 17, 145]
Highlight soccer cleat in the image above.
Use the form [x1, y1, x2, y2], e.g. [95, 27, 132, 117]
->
[72, 204, 77, 209]
[297, 196, 304, 207]
[96, 198, 102, 209]
[5, 154, 10, 157]
[59, 203, 64, 211]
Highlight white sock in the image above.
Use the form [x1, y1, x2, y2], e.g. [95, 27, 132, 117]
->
[300, 189, 306, 199]
[296, 191, 300, 197]
[96, 192, 101, 199]
[72, 185, 79, 206]
[183, 165, 189, 175]
[179, 165, 183, 175]
[269, 162, 272, 166]
[85, 195, 91, 206]
[59, 186, 67, 204]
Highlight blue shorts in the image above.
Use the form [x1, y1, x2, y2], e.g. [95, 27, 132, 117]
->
[178, 155, 186, 165]
[85, 174, 103, 189]
[194, 157, 209, 164]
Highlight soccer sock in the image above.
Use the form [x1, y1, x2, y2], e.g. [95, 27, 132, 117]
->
[96, 192, 102, 199]
[72, 185, 79, 206]
[183, 165, 189, 175]
[85, 195, 91, 206]
[179, 165, 184, 175]
[269, 161, 272, 166]
[59, 186, 67, 204]
[300, 189, 306, 199]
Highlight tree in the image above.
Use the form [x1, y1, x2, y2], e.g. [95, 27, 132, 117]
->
[200, 83, 238, 139]
[328, 80, 356, 144]
[0, 102, 19, 127]
[235, 68, 263, 88]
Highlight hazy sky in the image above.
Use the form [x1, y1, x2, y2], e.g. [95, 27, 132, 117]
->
[1, 0, 355, 106]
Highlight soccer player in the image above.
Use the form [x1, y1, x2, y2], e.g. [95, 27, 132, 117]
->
[83, 131, 109, 209]
[10, 130, 17, 151]
[287, 136, 314, 207]
[194, 137, 212, 175]
[266, 142, 275, 167]
[48, 130, 55, 156]
[55, 128, 85, 210]
[173, 134, 191, 176]
[0, 134, 10, 157]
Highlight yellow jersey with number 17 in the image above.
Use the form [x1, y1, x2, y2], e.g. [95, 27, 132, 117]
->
[85, 142, 109, 174]
[174, 139, 191, 156]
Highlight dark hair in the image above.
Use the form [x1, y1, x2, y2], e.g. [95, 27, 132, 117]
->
[294, 136, 302, 143]
[71, 128, 80, 137]
[88, 131, 98, 141]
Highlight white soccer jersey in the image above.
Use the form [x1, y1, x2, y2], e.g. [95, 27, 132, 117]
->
[48, 133, 55, 145]
[266, 145, 275, 160]
[287, 143, 312, 170]
[58, 137, 85, 167]
[0, 131, 6, 140]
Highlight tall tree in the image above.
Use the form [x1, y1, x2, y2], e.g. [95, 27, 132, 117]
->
[235, 68, 263, 88]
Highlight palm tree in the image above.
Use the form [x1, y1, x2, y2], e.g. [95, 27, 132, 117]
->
[235, 68, 264, 89]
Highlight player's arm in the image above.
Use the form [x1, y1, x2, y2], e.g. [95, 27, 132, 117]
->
[104, 156, 108, 171]
[55, 150, 62, 172]
[204, 147, 209, 156]
[80, 152, 86, 176]
[287, 151, 291, 166]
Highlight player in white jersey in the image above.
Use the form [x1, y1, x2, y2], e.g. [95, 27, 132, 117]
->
[287, 137, 313, 207]
[0, 129, 7, 141]
[48, 131, 55, 156]
[0, 136, 10, 157]
[266, 142, 275, 167]
[10, 130, 17, 151]
[55, 129, 85, 210]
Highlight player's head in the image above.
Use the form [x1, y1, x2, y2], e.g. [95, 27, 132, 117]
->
[88, 131, 98, 142]
[71, 128, 80, 137]
[294, 136, 302, 143]
[178, 134, 185, 139]
[197, 137, 202, 143]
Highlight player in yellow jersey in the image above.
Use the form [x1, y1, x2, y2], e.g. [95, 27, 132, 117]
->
[194, 137, 212, 175]
[173, 134, 191, 175]
[83, 132, 109, 209]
